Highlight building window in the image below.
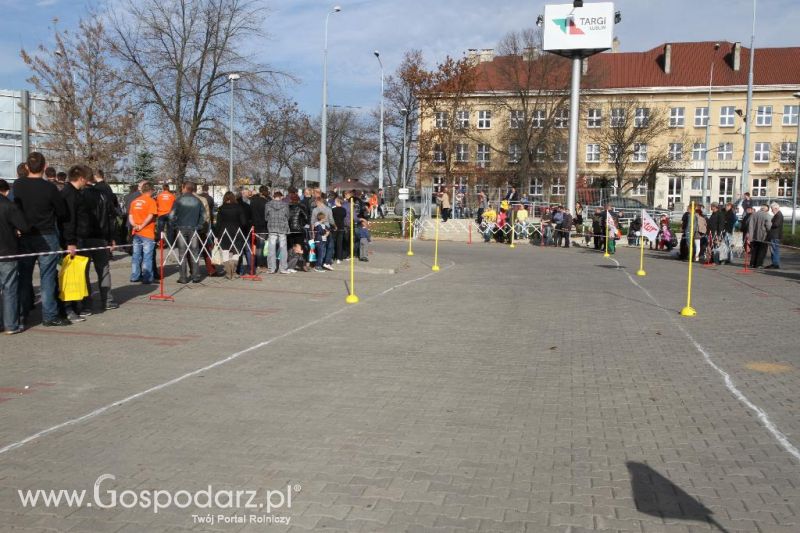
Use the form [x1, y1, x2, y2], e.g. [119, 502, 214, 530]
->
[456, 110, 469, 129]
[554, 143, 567, 162]
[435, 112, 448, 129]
[509, 110, 525, 129]
[611, 108, 625, 128]
[668, 177, 682, 206]
[691, 177, 702, 190]
[532, 110, 545, 128]
[694, 107, 709, 127]
[473, 180, 488, 194]
[669, 143, 683, 161]
[670, 107, 685, 127]
[632, 182, 648, 196]
[477, 110, 492, 129]
[754, 142, 770, 162]
[719, 177, 734, 204]
[717, 142, 733, 161]
[692, 143, 706, 161]
[508, 143, 522, 164]
[432, 175, 446, 193]
[551, 178, 565, 196]
[634, 107, 650, 128]
[719, 106, 735, 127]
[752, 178, 767, 197]
[533, 145, 546, 162]
[633, 143, 648, 162]
[780, 142, 797, 163]
[529, 178, 543, 197]
[778, 178, 794, 197]
[476, 144, 491, 167]
[554, 108, 569, 128]
[586, 143, 600, 162]
[432, 144, 445, 163]
[587, 108, 602, 128]
[455, 143, 469, 163]
[609, 144, 621, 163]
[783, 105, 800, 126]
[756, 105, 772, 126]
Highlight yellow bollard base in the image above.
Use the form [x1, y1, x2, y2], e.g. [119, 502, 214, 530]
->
[345, 294, 360, 304]
[636, 270, 646, 277]
[509, 244, 516, 249]
[431, 265, 440, 272]
[407, 251, 414, 256]
[679, 306, 697, 317]
[603, 252, 610, 258]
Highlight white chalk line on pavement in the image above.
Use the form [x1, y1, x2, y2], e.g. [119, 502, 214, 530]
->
[0, 262, 453, 457]
[610, 257, 800, 463]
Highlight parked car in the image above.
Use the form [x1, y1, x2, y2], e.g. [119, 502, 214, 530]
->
[393, 194, 428, 218]
[734, 198, 799, 220]
[586, 197, 670, 221]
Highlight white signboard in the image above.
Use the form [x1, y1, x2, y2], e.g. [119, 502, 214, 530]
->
[543, 2, 615, 56]
[398, 188, 410, 200]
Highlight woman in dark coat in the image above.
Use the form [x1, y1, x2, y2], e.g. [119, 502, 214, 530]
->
[214, 192, 247, 279]
[287, 193, 309, 249]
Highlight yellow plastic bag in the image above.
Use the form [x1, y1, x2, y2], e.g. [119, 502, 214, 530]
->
[59, 255, 89, 302]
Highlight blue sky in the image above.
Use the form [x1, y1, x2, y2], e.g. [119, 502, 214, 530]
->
[2, 0, 799, 116]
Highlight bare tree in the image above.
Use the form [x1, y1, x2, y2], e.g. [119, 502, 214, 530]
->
[588, 97, 673, 196]
[321, 109, 378, 185]
[107, 0, 281, 183]
[21, 16, 134, 173]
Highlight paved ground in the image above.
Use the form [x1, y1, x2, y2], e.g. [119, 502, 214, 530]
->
[0, 238, 799, 532]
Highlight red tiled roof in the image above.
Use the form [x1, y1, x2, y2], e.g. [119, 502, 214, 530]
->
[471, 41, 800, 92]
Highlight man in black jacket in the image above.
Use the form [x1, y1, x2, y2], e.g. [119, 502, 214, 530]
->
[13, 152, 70, 327]
[249, 186, 269, 269]
[83, 170, 119, 310]
[59, 165, 93, 321]
[765, 202, 784, 269]
[0, 179, 30, 334]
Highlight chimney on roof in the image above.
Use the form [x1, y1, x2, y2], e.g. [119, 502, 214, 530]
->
[663, 43, 672, 74]
[522, 47, 540, 61]
[479, 49, 494, 63]
[612, 37, 620, 53]
[732, 42, 742, 71]
[466, 49, 480, 65]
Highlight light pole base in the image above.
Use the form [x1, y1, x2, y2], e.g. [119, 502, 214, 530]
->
[636, 269, 646, 277]
[345, 294, 359, 305]
[680, 306, 697, 317]
[431, 265, 440, 272]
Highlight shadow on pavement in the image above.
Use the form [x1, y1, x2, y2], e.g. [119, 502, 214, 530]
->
[626, 462, 730, 533]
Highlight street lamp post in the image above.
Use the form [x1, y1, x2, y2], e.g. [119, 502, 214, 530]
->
[792, 92, 800, 234]
[741, 0, 757, 196]
[374, 51, 385, 192]
[702, 43, 721, 207]
[400, 108, 408, 235]
[320, 5, 342, 194]
[228, 73, 240, 192]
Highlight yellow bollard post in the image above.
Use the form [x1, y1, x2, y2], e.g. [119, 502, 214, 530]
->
[407, 210, 414, 256]
[680, 201, 697, 317]
[509, 207, 516, 249]
[432, 206, 441, 272]
[603, 215, 610, 258]
[636, 232, 646, 276]
[346, 198, 359, 304]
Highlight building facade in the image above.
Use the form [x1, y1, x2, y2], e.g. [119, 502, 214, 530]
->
[418, 41, 800, 210]
[0, 90, 53, 182]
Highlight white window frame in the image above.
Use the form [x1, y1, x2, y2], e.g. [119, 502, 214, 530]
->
[554, 143, 567, 162]
[508, 143, 522, 164]
[554, 108, 569, 128]
[778, 178, 794, 197]
[587, 108, 602, 128]
[634, 108, 650, 128]
[633, 143, 648, 162]
[509, 110, 525, 129]
[476, 143, 491, 167]
[432, 175, 446, 193]
[719, 106, 735, 128]
[532, 110, 545, 129]
[456, 110, 469, 129]
[585, 143, 600, 163]
[718, 177, 734, 204]
[632, 182, 648, 197]
[455, 143, 469, 163]
[477, 110, 492, 129]
[692, 143, 706, 161]
[551, 178, 566, 196]
[529, 178, 543, 197]
[717, 142, 733, 161]
[609, 144, 621, 163]
[756, 105, 772, 126]
[694, 107, 709, 127]
[435, 111, 448, 129]
[533, 145, 546, 162]
[668, 177, 682, 205]
[754, 142, 771, 163]
[780, 142, 797, 163]
[669, 107, 685, 128]
[752, 178, 767, 197]
[691, 177, 703, 191]
[432, 144, 445, 163]
[611, 108, 625, 128]
[669, 143, 683, 161]
[783, 105, 800, 126]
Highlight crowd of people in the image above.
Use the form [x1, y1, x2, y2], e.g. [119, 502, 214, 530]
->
[0, 152, 376, 335]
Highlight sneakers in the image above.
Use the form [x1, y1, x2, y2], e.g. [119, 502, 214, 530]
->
[66, 312, 86, 323]
[104, 302, 120, 311]
[79, 310, 92, 318]
[314, 267, 325, 272]
[3, 328, 23, 336]
[322, 264, 334, 271]
[335, 259, 342, 265]
[43, 317, 72, 327]
[286, 268, 297, 273]
[279, 270, 291, 274]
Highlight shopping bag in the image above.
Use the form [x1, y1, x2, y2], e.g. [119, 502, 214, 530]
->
[59, 255, 89, 302]
[211, 244, 224, 265]
[308, 240, 317, 263]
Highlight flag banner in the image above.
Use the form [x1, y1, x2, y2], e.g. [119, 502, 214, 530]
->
[641, 209, 660, 241]
[606, 211, 619, 237]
